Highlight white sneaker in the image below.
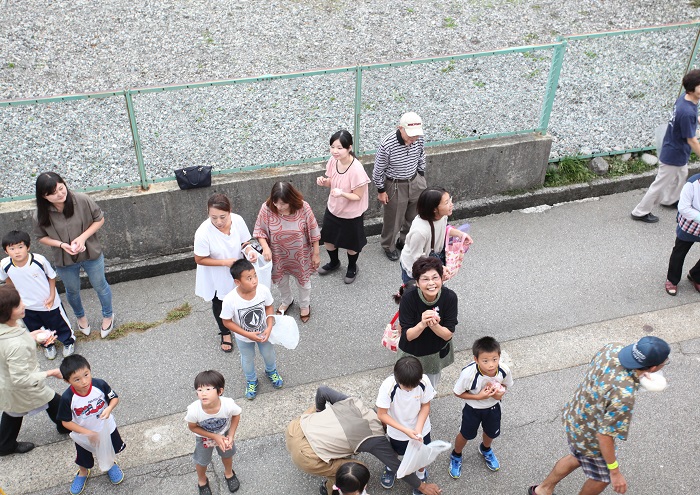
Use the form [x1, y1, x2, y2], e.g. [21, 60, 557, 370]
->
[44, 345, 57, 360]
[100, 315, 115, 339]
[77, 321, 91, 336]
[62, 343, 75, 357]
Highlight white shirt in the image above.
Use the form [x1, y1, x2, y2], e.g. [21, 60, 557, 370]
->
[453, 361, 514, 409]
[220, 285, 273, 343]
[375, 374, 434, 441]
[0, 253, 60, 311]
[194, 215, 252, 301]
[184, 396, 242, 437]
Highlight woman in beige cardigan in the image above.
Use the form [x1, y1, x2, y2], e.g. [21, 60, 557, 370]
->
[0, 286, 67, 456]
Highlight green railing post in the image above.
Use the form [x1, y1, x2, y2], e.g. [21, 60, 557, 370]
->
[680, 25, 700, 98]
[354, 65, 363, 155]
[537, 39, 567, 134]
[124, 90, 149, 190]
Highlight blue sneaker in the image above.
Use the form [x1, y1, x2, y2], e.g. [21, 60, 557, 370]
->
[70, 469, 90, 495]
[380, 466, 395, 489]
[480, 445, 500, 471]
[107, 463, 124, 484]
[449, 452, 463, 478]
[412, 469, 428, 495]
[245, 380, 258, 400]
[266, 369, 284, 389]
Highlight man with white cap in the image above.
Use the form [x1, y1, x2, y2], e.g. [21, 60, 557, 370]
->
[528, 335, 670, 495]
[372, 112, 427, 261]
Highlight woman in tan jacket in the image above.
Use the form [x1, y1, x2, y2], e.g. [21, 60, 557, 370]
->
[0, 286, 67, 456]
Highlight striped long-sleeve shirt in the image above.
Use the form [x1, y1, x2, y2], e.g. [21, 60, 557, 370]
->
[372, 130, 426, 192]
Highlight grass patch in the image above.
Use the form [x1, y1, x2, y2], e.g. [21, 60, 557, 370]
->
[75, 302, 192, 342]
[443, 16, 457, 28]
[544, 157, 595, 187]
[607, 158, 656, 177]
[690, 0, 700, 7]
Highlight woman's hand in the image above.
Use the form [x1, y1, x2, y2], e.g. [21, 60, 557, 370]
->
[71, 237, 87, 254]
[311, 252, 320, 270]
[420, 309, 440, 327]
[46, 368, 63, 379]
[316, 176, 330, 187]
[262, 246, 272, 262]
[330, 188, 343, 197]
[60, 242, 79, 256]
[462, 233, 473, 246]
[244, 247, 258, 263]
[30, 329, 57, 346]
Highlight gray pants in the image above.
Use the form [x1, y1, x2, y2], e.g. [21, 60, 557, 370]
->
[380, 174, 427, 251]
[632, 162, 688, 216]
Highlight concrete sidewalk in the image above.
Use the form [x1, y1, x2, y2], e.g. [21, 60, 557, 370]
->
[3, 188, 700, 494]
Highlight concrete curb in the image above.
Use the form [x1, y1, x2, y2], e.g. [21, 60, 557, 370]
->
[6, 301, 700, 494]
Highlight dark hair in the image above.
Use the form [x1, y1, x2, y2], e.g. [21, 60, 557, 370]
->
[394, 356, 423, 389]
[330, 130, 356, 157]
[0, 286, 21, 324]
[411, 256, 443, 280]
[266, 182, 304, 215]
[35, 172, 74, 227]
[417, 187, 448, 221]
[472, 336, 501, 358]
[230, 258, 255, 281]
[194, 370, 225, 391]
[207, 193, 232, 213]
[335, 462, 370, 494]
[392, 279, 417, 304]
[60, 354, 91, 381]
[683, 69, 700, 93]
[2, 230, 31, 250]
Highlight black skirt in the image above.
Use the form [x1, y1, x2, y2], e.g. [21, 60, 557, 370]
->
[320, 208, 367, 252]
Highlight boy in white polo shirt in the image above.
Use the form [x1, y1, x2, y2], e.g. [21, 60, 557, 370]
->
[376, 356, 435, 494]
[1, 230, 75, 359]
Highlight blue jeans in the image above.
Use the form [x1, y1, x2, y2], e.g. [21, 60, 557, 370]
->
[400, 263, 414, 284]
[236, 339, 277, 382]
[55, 253, 113, 319]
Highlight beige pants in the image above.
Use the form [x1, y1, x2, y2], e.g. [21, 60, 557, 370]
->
[380, 174, 427, 251]
[285, 415, 349, 494]
[277, 275, 312, 310]
[632, 162, 688, 216]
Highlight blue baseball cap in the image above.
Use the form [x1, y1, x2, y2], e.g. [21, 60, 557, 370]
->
[619, 336, 670, 369]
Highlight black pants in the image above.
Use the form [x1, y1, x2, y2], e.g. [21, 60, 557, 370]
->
[0, 393, 66, 454]
[667, 237, 700, 285]
[211, 294, 231, 336]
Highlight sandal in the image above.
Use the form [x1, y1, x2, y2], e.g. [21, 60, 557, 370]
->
[300, 306, 311, 323]
[220, 334, 234, 353]
[276, 299, 295, 315]
[665, 280, 677, 296]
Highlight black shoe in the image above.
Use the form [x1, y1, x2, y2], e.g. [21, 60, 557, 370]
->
[319, 480, 328, 495]
[225, 472, 240, 493]
[661, 201, 679, 209]
[198, 480, 213, 495]
[395, 238, 405, 250]
[0, 441, 35, 456]
[384, 249, 400, 261]
[630, 213, 659, 223]
[317, 262, 341, 275]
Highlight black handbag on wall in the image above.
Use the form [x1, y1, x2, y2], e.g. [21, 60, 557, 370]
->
[174, 166, 212, 190]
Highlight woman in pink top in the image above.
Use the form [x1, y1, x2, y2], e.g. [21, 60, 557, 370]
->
[253, 182, 321, 323]
[316, 130, 370, 284]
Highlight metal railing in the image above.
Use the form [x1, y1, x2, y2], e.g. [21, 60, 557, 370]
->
[2, 20, 699, 202]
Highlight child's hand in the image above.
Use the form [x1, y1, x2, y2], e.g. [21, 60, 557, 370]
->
[214, 434, 228, 451]
[250, 331, 266, 343]
[223, 436, 234, 450]
[44, 294, 55, 309]
[86, 430, 99, 444]
[260, 325, 273, 342]
[402, 426, 422, 441]
[99, 409, 111, 420]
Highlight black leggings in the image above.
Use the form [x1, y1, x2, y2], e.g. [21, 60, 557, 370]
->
[0, 393, 65, 454]
[667, 237, 700, 285]
[211, 294, 231, 336]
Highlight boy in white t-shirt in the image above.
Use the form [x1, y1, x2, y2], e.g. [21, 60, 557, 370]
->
[1, 230, 75, 359]
[449, 336, 514, 479]
[185, 370, 242, 495]
[376, 356, 435, 495]
[221, 259, 283, 400]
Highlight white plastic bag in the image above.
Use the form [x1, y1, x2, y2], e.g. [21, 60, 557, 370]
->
[268, 315, 300, 349]
[70, 420, 116, 471]
[396, 440, 452, 478]
[254, 257, 272, 289]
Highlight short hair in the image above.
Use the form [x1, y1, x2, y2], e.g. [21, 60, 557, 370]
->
[230, 258, 255, 281]
[35, 172, 74, 227]
[0, 286, 21, 324]
[266, 182, 304, 215]
[207, 193, 232, 213]
[330, 129, 356, 157]
[472, 336, 501, 358]
[335, 462, 370, 494]
[194, 370, 225, 391]
[416, 187, 447, 221]
[683, 69, 700, 93]
[60, 354, 91, 381]
[2, 230, 31, 250]
[411, 256, 443, 280]
[394, 356, 423, 389]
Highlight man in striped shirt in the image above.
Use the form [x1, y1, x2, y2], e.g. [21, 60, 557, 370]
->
[373, 112, 427, 261]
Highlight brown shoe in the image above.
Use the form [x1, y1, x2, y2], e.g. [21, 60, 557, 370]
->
[665, 280, 677, 296]
[300, 306, 311, 323]
[688, 273, 700, 293]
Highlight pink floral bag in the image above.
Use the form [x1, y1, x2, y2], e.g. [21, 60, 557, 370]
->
[382, 311, 400, 352]
[443, 224, 470, 281]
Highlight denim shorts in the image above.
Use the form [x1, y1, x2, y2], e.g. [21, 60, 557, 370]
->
[192, 434, 236, 466]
